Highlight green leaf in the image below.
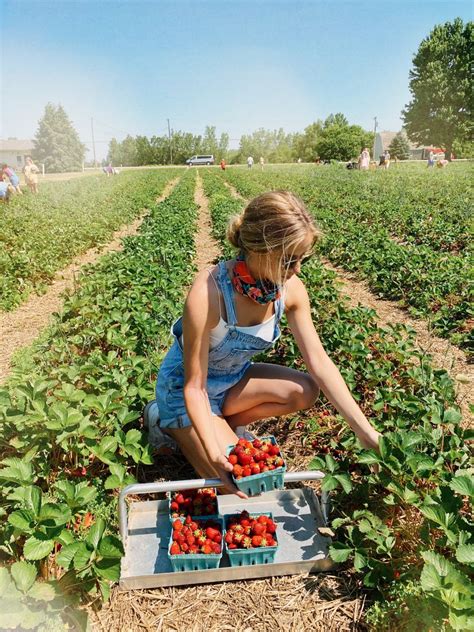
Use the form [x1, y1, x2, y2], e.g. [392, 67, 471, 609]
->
[125, 429, 142, 445]
[28, 581, 56, 602]
[456, 544, 474, 565]
[98, 535, 124, 559]
[354, 551, 367, 570]
[329, 542, 353, 563]
[321, 475, 340, 492]
[8, 509, 35, 532]
[94, 558, 121, 582]
[86, 517, 106, 550]
[56, 542, 81, 568]
[10, 561, 37, 592]
[450, 476, 474, 498]
[73, 541, 93, 570]
[420, 561, 443, 592]
[25, 485, 42, 517]
[104, 475, 121, 490]
[23, 534, 55, 560]
[334, 474, 353, 494]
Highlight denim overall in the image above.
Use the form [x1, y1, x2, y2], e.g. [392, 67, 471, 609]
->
[156, 260, 285, 429]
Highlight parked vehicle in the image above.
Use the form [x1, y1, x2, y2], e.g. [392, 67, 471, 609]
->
[186, 154, 214, 166]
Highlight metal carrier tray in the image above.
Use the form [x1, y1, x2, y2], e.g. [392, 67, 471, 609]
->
[119, 471, 333, 590]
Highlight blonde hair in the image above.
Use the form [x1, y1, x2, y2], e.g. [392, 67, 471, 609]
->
[227, 191, 321, 281]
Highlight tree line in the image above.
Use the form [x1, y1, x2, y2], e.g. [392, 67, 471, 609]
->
[30, 19, 472, 171]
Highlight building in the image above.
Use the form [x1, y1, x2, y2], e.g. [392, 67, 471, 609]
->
[373, 131, 440, 160]
[0, 138, 35, 169]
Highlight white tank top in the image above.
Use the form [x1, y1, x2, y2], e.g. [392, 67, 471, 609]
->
[180, 314, 276, 350]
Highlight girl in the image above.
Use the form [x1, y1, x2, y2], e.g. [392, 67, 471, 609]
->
[144, 191, 381, 497]
[23, 157, 40, 194]
[2, 164, 23, 194]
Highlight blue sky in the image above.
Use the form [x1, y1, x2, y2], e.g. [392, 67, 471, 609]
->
[1, 0, 471, 160]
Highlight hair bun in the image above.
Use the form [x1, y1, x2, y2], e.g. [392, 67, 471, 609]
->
[227, 214, 244, 249]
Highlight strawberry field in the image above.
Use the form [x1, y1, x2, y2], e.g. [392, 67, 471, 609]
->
[221, 163, 473, 353]
[0, 166, 472, 631]
[0, 170, 179, 311]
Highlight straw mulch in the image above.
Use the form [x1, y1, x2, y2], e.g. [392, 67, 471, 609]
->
[89, 415, 370, 632]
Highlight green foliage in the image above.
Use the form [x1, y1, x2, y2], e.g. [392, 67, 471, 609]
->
[33, 103, 86, 172]
[388, 132, 410, 160]
[0, 172, 198, 619]
[208, 166, 472, 631]
[402, 18, 474, 158]
[0, 170, 177, 311]
[315, 113, 373, 161]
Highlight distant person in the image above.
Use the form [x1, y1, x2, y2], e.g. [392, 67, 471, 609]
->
[259, 156, 265, 170]
[106, 163, 114, 176]
[0, 173, 15, 202]
[436, 158, 449, 168]
[297, 157, 302, 164]
[220, 159, 226, 171]
[378, 153, 386, 168]
[359, 148, 370, 171]
[383, 150, 391, 169]
[23, 156, 40, 194]
[247, 156, 254, 169]
[427, 150, 435, 168]
[2, 164, 23, 194]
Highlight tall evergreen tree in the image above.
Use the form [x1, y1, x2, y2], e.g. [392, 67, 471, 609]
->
[388, 132, 410, 160]
[402, 19, 473, 160]
[33, 103, 86, 172]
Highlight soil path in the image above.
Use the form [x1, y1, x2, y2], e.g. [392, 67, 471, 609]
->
[89, 173, 367, 632]
[224, 180, 472, 425]
[0, 177, 180, 384]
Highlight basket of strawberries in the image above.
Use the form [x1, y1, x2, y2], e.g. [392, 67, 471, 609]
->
[167, 487, 218, 522]
[168, 515, 224, 571]
[226, 436, 287, 496]
[224, 510, 278, 566]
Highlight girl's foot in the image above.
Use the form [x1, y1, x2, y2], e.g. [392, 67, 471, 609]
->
[143, 401, 179, 455]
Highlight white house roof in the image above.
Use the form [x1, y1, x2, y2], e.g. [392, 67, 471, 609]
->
[0, 139, 35, 151]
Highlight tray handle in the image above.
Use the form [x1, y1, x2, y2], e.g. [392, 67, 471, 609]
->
[119, 470, 325, 541]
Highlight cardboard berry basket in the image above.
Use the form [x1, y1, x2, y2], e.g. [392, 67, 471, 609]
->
[167, 515, 224, 572]
[223, 512, 278, 567]
[226, 435, 287, 496]
[166, 487, 218, 523]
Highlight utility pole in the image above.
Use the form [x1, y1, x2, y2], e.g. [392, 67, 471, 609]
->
[372, 116, 378, 161]
[91, 118, 97, 167]
[167, 118, 173, 165]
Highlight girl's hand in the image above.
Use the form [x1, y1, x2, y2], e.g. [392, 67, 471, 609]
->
[359, 429, 382, 452]
[212, 454, 248, 499]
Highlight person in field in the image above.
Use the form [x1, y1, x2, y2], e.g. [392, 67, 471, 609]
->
[247, 156, 254, 169]
[2, 164, 23, 194]
[23, 157, 40, 194]
[259, 156, 265, 170]
[144, 191, 381, 495]
[220, 159, 226, 171]
[358, 148, 370, 170]
[0, 173, 15, 202]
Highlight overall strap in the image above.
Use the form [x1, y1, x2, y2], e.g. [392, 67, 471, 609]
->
[275, 290, 286, 322]
[217, 261, 238, 327]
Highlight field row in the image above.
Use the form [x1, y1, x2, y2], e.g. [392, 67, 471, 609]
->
[0, 172, 198, 629]
[0, 170, 180, 312]
[201, 170, 472, 631]
[220, 165, 473, 351]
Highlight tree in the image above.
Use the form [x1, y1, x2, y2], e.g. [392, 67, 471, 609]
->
[402, 19, 473, 160]
[33, 103, 86, 172]
[316, 114, 373, 161]
[292, 121, 323, 162]
[388, 132, 410, 160]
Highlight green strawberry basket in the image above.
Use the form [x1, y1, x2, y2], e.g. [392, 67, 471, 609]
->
[225, 435, 287, 496]
[223, 512, 278, 567]
[166, 488, 218, 523]
[167, 515, 224, 572]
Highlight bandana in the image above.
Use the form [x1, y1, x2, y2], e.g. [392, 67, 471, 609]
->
[232, 253, 281, 305]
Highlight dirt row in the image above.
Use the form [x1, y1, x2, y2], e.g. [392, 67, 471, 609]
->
[0, 177, 179, 384]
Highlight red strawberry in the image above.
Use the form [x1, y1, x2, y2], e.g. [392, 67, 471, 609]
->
[252, 439, 262, 448]
[228, 543, 238, 549]
[251, 464, 261, 475]
[202, 545, 213, 554]
[175, 493, 185, 504]
[252, 522, 265, 536]
[238, 452, 253, 466]
[233, 464, 243, 477]
[172, 519, 183, 531]
[170, 501, 179, 511]
[269, 444, 280, 456]
[170, 543, 181, 555]
[242, 536, 252, 548]
[251, 535, 263, 547]
[225, 532, 234, 544]
[228, 454, 238, 465]
[242, 465, 252, 477]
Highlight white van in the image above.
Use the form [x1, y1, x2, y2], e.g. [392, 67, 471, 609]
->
[186, 154, 214, 166]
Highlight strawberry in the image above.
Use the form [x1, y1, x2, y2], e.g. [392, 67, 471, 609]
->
[238, 451, 253, 466]
[252, 439, 263, 448]
[181, 543, 189, 552]
[258, 515, 269, 525]
[242, 536, 252, 548]
[228, 543, 238, 549]
[233, 464, 243, 477]
[251, 464, 261, 475]
[251, 535, 263, 547]
[175, 493, 185, 505]
[252, 522, 265, 536]
[242, 465, 252, 477]
[233, 532, 244, 544]
[83, 512, 94, 529]
[186, 535, 196, 546]
[170, 501, 179, 511]
[228, 454, 238, 465]
[170, 543, 181, 555]
[269, 444, 280, 456]
[172, 519, 183, 531]
[225, 532, 234, 544]
[202, 545, 213, 554]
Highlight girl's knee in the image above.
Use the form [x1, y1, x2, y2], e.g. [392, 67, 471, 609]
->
[291, 375, 319, 410]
